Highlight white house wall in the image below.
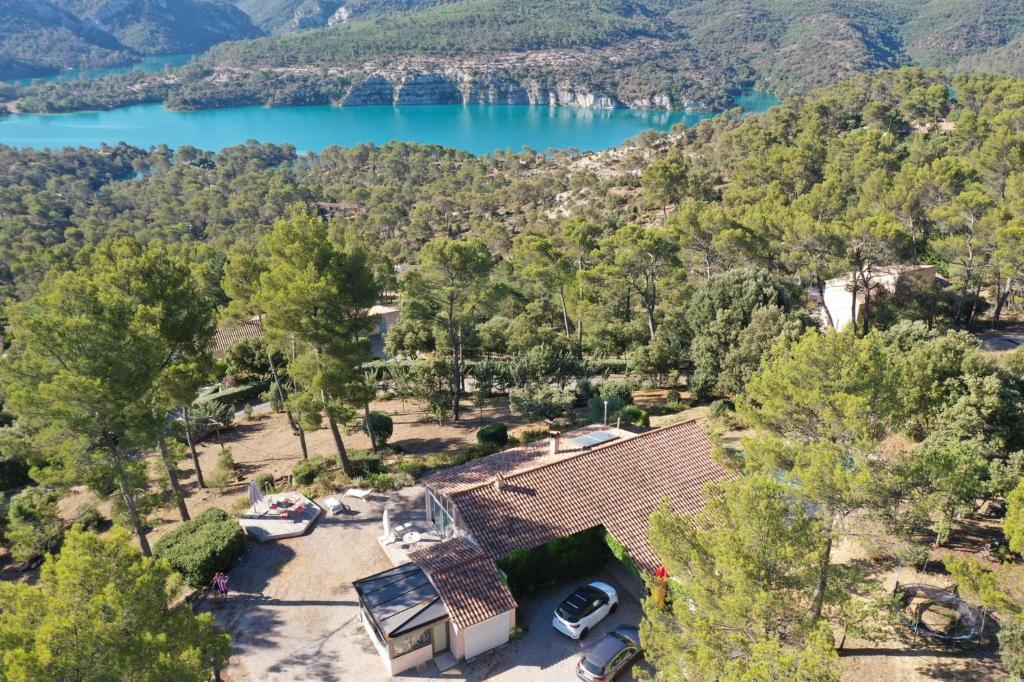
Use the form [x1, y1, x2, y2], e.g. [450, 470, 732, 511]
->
[463, 610, 515, 660]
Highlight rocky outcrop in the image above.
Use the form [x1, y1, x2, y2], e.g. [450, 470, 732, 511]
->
[336, 71, 700, 110]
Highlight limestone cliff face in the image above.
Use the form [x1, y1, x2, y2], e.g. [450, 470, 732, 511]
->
[337, 71, 699, 110]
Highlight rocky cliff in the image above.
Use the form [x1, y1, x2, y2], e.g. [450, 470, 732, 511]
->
[337, 72, 704, 110]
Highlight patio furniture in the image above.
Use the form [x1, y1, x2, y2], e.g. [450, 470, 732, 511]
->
[402, 531, 421, 546]
[323, 497, 348, 515]
[345, 488, 372, 499]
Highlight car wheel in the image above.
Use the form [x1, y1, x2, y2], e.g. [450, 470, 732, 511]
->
[579, 627, 590, 640]
[610, 601, 618, 614]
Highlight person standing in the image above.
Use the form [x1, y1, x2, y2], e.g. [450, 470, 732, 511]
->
[212, 572, 229, 600]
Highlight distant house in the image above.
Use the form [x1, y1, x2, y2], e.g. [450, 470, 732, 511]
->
[811, 265, 940, 331]
[211, 316, 265, 359]
[354, 421, 730, 675]
[367, 304, 400, 359]
[210, 306, 399, 360]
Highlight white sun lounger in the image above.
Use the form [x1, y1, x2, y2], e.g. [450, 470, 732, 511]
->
[344, 488, 372, 499]
[322, 497, 348, 515]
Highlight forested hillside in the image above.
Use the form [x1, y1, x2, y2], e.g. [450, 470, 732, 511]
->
[229, 0, 437, 35]
[8, 0, 1024, 113]
[205, 0, 1024, 99]
[0, 0, 133, 79]
[0, 0, 262, 80]
[53, 0, 263, 54]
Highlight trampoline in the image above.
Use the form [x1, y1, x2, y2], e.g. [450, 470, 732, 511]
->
[895, 582, 987, 644]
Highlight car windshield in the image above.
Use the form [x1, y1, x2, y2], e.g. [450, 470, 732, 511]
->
[557, 586, 603, 622]
[581, 655, 606, 675]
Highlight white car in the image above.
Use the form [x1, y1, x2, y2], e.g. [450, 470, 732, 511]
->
[552, 581, 619, 640]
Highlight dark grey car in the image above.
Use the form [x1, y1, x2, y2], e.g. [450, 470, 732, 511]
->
[576, 625, 641, 681]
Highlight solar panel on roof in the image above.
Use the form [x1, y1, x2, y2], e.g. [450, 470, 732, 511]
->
[569, 430, 618, 449]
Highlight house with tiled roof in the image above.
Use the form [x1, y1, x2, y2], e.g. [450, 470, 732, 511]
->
[353, 420, 728, 675]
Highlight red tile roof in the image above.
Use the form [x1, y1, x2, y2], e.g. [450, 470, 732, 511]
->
[424, 424, 637, 495]
[409, 538, 517, 630]
[211, 318, 264, 358]
[429, 420, 730, 573]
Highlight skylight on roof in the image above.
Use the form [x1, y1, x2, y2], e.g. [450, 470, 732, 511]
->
[569, 430, 618, 449]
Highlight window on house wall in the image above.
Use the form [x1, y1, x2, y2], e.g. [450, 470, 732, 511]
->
[390, 627, 431, 658]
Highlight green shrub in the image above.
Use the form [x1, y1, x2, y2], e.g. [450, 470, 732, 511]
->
[254, 473, 276, 493]
[604, 530, 640, 578]
[71, 505, 104, 532]
[509, 383, 575, 421]
[292, 456, 332, 485]
[395, 458, 427, 478]
[667, 389, 681, 404]
[366, 472, 396, 492]
[709, 399, 730, 420]
[183, 400, 236, 444]
[350, 451, 384, 477]
[598, 379, 634, 405]
[262, 386, 286, 412]
[6, 486, 63, 563]
[153, 508, 245, 589]
[587, 395, 624, 425]
[224, 338, 272, 382]
[205, 469, 232, 489]
[477, 422, 509, 448]
[587, 358, 629, 377]
[497, 527, 611, 594]
[0, 494, 8, 545]
[194, 381, 270, 408]
[620, 405, 650, 428]
[366, 412, 394, 448]
[217, 449, 235, 472]
[0, 458, 31, 491]
[392, 472, 416, 488]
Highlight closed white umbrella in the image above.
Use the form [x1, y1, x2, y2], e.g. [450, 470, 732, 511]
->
[247, 480, 264, 510]
[382, 508, 390, 538]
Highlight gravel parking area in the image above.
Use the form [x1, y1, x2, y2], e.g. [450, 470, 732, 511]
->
[412, 568, 649, 682]
[208, 488, 409, 682]
[208, 484, 648, 682]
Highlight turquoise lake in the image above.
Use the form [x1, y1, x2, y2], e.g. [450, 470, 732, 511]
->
[0, 92, 778, 155]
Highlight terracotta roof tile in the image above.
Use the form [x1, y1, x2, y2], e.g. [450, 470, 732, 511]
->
[409, 538, 517, 630]
[424, 424, 637, 495]
[434, 421, 730, 573]
[211, 318, 264, 358]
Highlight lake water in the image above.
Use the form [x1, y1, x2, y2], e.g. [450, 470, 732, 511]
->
[0, 91, 778, 155]
[2, 54, 196, 86]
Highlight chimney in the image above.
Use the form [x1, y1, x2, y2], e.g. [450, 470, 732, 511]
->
[549, 432, 560, 456]
[493, 472, 505, 492]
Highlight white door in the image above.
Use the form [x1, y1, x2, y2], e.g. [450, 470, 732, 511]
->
[432, 620, 449, 654]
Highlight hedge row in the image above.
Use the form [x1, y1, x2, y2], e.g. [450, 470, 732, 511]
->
[497, 527, 611, 595]
[153, 508, 246, 589]
[194, 380, 271, 407]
